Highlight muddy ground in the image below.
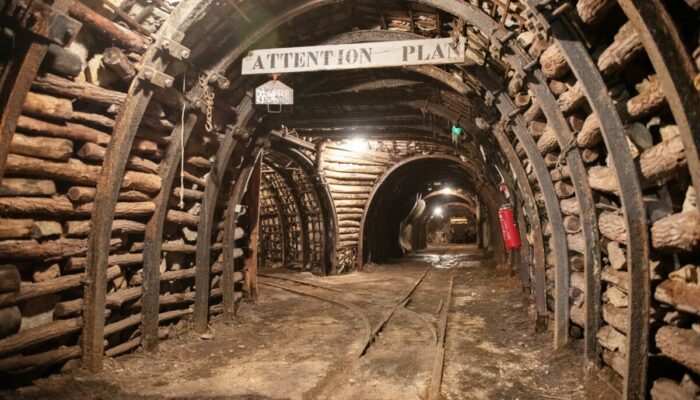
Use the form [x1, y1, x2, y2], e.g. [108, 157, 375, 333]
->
[2, 245, 612, 399]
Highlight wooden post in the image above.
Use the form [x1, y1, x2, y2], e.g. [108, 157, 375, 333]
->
[244, 158, 262, 301]
[475, 201, 482, 249]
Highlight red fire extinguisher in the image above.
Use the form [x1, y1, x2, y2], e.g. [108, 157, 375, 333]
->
[499, 204, 522, 249]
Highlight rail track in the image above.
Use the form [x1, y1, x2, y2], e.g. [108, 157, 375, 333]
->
[259, 266, 455, 399]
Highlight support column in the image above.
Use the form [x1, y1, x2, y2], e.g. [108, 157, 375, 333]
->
[244, 157, 262, 301]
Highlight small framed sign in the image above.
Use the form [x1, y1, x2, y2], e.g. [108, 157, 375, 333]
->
[255, 80, 294, 105]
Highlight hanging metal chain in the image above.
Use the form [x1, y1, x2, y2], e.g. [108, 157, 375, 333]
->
[555, 137, 577, 171]
[199, 74, 215, 132]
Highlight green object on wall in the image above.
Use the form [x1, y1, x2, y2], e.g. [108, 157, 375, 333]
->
[451, 125, 463, 144]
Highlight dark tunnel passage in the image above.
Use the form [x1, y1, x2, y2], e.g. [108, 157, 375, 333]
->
[360, 155, 499, 266]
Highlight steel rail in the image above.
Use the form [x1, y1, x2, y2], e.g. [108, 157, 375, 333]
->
[258, 273, 396, 306]
[82, 0, 209, 372]
[530, 5, 651, 398]
[257, 278, 372, 350]
[362, 267, 432, 355]
[302, 266, 436, 399]
[427, 270, 455, 400]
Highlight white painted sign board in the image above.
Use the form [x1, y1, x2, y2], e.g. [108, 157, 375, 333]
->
[255, 80, 294, 105]
[242, 37, 467, 75]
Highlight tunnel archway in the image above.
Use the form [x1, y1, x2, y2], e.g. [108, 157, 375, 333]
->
[261, 143, 338, 275]
[358, 154, 504, 269]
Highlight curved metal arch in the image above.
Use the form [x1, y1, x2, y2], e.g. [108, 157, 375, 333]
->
[358, 154, 504, 270]
[491, 148, 540, 308]
[424, 189, 477, 206]
[215, 0, 348, 76]
[141, 113, 199, 351]
[441, 201, 476, 213]
[492, 124, 548, 318]
[616, 0, 700, 196]
[266, 162, 310, 266]
[531, 5, 650, 398]
[221, 141, 266, 316]
[269, 145, 339, 275]
[0, 0, 73, 186]
[260, 171, 289, 267]
[193, 98, 255, 332]
[475, 69, 571, 347]
[81, 0, 212, 371]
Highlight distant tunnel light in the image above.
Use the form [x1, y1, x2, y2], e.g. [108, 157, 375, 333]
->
[345, 138, 367, 153]
[433, 207, 444, 216]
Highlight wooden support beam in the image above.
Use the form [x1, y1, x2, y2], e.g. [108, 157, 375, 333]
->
[244, 157, 262, 301]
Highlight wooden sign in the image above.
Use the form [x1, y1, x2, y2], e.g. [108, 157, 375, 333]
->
[242, 37, 466, 75]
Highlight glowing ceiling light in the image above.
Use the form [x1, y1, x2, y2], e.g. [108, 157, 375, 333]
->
[345, 138, 367, 153]
[433, 207, 443, 216]
[443, 187, 452, 195]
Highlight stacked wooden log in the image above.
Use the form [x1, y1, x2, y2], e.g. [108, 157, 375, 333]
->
[259, 181, 285, 268]
[558, 4, 700, 393]
[261, 169, 305, 268]
[322, 144, 391, 251]
[290, 168, 326, 270]
[0, 0, 239, 373]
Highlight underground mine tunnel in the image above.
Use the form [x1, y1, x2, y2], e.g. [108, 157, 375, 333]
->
[0, 0, 699, 398]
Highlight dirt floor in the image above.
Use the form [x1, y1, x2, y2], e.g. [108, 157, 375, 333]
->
[3, 245, 595, 399]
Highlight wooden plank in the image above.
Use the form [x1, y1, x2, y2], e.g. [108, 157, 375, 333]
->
[242, 37, 466, 75]
[244, 158, 262, 301]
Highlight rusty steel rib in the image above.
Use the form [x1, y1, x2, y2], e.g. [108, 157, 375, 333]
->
[531, 5, 651, 398]
[493, 89, 570, 347]
[0, 0, 74, 186]
[82, 0, 209, 371]
[141, 113, 198, 351]
[193, 97, 254, 332]
[616, 0, 700, 202]
[221, 143, 266, 318]
[269, 164, 311, 266]
[492, 125, 548, 319]
[274, 146, 339, 275]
